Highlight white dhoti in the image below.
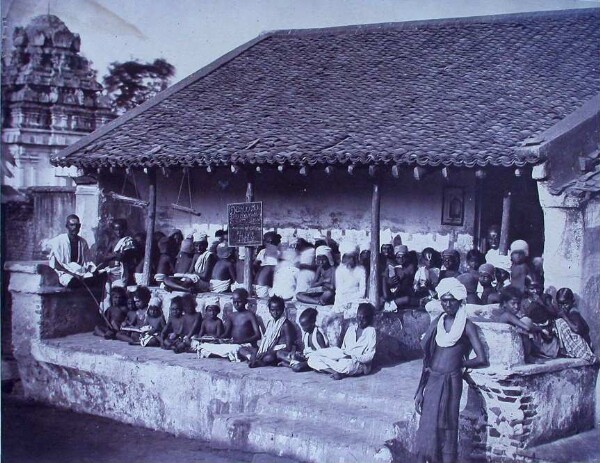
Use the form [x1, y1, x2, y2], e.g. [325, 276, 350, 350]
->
[254, 284, 270, 298]
[210, 279, 231, 293]
[196, 342, 251, 362]
[307, 347, 364, 375]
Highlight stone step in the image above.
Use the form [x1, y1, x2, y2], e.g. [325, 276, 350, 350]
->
[211, 412, 393, 463]
[253, 394, 413, 443]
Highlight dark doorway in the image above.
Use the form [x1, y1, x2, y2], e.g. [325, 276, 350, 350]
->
[477, 167, 544, 258]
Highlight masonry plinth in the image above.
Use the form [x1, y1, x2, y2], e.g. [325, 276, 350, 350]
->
[6, 261, 598, 463]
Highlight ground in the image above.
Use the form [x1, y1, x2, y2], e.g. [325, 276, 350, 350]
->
[1, 391, 296, 463]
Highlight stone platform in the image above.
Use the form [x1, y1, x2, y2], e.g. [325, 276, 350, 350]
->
[6, 261, 599, 462]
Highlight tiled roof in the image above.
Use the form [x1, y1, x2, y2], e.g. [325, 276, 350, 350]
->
[53, 9, 600, 170]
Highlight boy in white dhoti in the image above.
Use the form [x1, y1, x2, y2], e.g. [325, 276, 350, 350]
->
[308, 303, 377, 380]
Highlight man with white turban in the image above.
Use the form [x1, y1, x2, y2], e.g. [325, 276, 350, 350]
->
[333, 241, 366, 308]
[414, 277, 487, 463]
[296, 245, 336, 305]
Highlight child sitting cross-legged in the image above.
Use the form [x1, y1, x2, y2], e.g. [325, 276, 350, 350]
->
[244, 295, 295, 368]
[307, 302, 377, 380]
[172, 294, 202, 353]
[116, 286, 152, 344]
[94, 286, 129, 340]
[277, 307, 329, 372]
[195, 288, 262, 362]
[161, 297, 186, 350]
[139, 297, 166, 347]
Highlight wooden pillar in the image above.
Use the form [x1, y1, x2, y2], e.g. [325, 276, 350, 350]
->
[474, 178, 483, 250]
[141, 168, 157, 285]
[499, 190, 512, 255]
[244, 171, 255, 292]
[369, 180, 381, 307]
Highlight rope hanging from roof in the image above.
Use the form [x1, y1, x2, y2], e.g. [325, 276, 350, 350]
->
[171, 168, 202, 217]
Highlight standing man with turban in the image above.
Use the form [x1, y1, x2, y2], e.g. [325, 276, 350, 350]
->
[414, 278, 487, 463]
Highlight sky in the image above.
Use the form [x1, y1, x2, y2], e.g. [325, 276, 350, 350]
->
[3, 0, 599, 84]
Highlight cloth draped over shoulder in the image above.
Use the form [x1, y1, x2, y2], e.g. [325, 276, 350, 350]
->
[48, 233, 95, 286]
[302, 328, 329, 356]
[334, 265, 366, 307]
[258, 316, 287, 355]
[555, 318, 596, 364]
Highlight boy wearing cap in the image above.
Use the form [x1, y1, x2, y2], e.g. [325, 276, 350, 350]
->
[296, 246, 336, 305]
[210, 244, 237, 292]
[414, 278, 487, 463]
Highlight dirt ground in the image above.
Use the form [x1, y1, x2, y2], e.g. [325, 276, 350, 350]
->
[1, 391, 292, 463]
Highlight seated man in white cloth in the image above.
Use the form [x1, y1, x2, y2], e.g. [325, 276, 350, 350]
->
[209, 244, 236, 293]
[333, 241, 366, 310]
[196, 288, 261, 362]
[248, 295, 295, 368]
[48, 214, 101, 288]
[307, 302, 377, 380]
[253, 231, 281, 298]
[414, 277, 487, 463]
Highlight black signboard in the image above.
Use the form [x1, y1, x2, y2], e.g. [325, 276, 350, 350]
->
[228, 201, 263, 247]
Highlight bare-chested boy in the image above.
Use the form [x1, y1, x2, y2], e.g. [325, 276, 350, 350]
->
[247, 295, 295, 368]
[173, 294, 202, 353]
[139, 298, 166, 347]
[94, 286, 128, 339]
[414, 278, 487, 463]
[296, 246, 336, 305]
[161, 297, 186, 350]
[196, 288, 262, 362]
[278, 307, 328, 372]
[209, 244, 237, 293]
[197, 304, 225, 338]
[116, 286, 151, 344]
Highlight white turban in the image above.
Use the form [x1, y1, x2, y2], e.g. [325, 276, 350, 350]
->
[316, 246, 334, 266]
[510, 240, 529, 256]
[488, 253, 512, 273]
[149, 296, 163, 308]
[436, 277, 467, 301]
[339, 240, 359, 256]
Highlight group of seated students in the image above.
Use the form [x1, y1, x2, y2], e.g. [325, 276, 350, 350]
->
[93, 285, 377, 380]
[50, 214, 595, 368]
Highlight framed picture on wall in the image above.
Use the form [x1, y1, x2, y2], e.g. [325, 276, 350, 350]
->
[442, 186, 465, 226]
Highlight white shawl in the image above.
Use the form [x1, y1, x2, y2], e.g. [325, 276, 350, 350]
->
[435, 305, 467, 348]
[258, 316, 287, 355]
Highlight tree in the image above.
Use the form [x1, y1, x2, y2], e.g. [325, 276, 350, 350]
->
[103, 58, 175, 114]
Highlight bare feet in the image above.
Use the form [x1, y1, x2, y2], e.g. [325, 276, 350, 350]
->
[331, 372, 345, 380]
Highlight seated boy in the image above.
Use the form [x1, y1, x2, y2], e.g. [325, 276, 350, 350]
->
[457, 272, 480, 304]
[476, 263, 496, 305]
[163, 233, 215, 293]
[497, 286, 557, 362]
[139, 297, 167, 347]
[210, 244, 236, 293]
[278, 307, 329, 372]
[307, 302, 377, 380]
[197, 304, 225, 339]
[116, 286, 152, 343]
[154, 236, 174, 284]
[161, 297, 186, 350]
[94, 286, 128, 339]
[254, 232, 281, 298]
[439, 249, 461, 280]
[382, 245, 415, 312]
[269, 249, 299, 301]
[296, 246, 336, 305]
[196, 288, 262, 361]
[413, 247, 441, 304]
[553, 288, 596, 363]
[247, 295, 295, 368]
[173, 294, 202, 353]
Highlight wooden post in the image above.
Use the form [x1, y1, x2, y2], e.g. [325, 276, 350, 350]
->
[141, 168, 157, 285]
[369, 180, 381, 307]
[474, 176, 483, 250]
[499, 190, 512, 255]
[244, 171, 255, 292]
